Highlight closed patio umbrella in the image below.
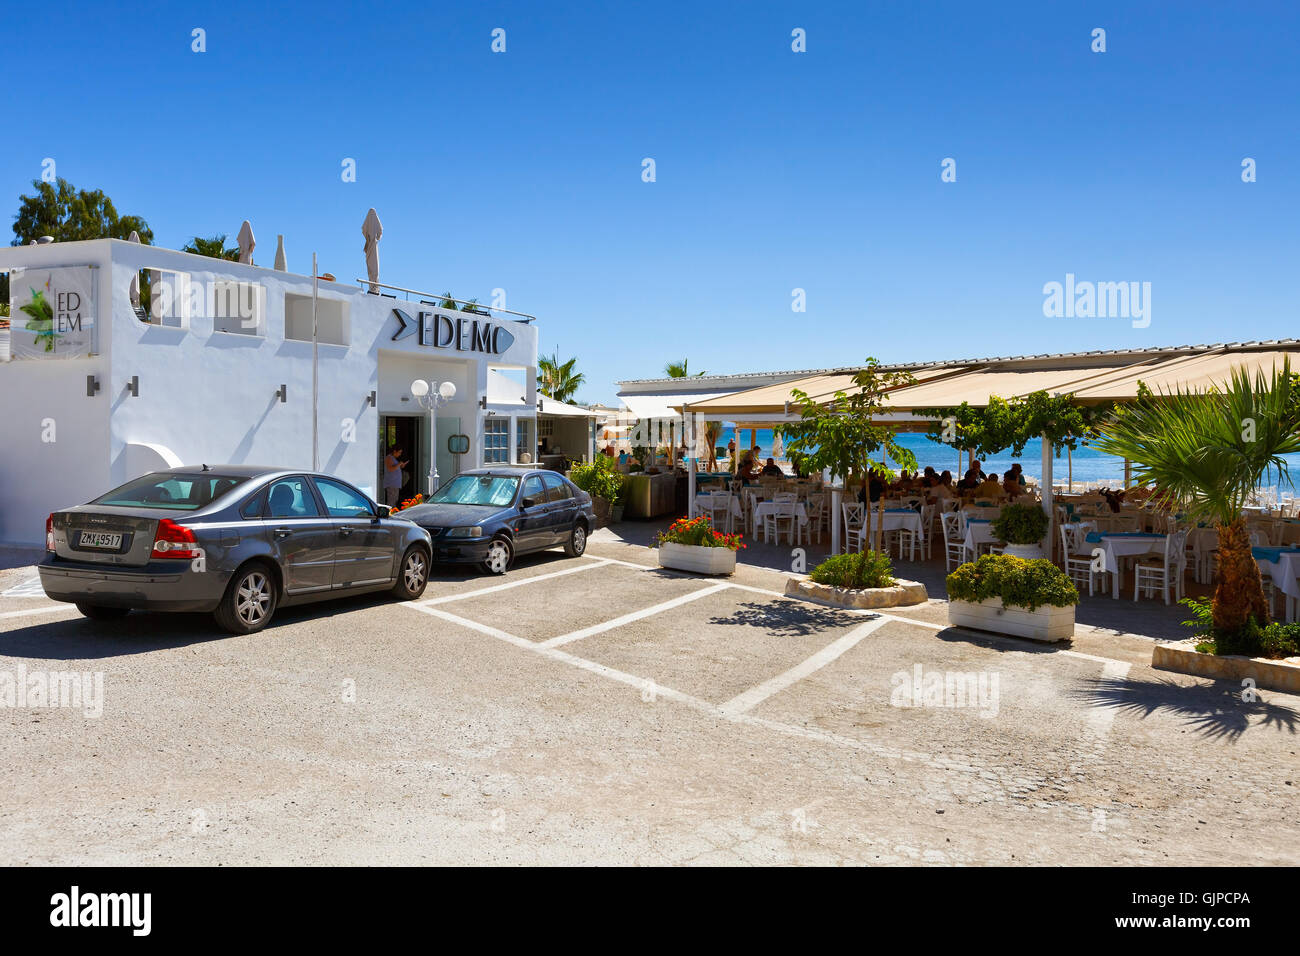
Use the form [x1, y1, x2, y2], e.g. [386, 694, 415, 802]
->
[236, 220, 255, 264]
[362, 208, 383, 293]
[127, 230, 142, 308]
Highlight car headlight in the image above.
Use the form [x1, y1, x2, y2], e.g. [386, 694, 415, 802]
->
[445, 526, 484, 538]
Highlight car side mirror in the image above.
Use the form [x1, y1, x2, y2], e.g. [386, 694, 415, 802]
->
[521, 496, 538, 509]
[376, 504, 392, 519]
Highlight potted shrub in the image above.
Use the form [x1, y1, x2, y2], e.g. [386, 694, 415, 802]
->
[990, 502, 1050, 559]
[946, 553, 1079, 642]
[569, 458, 625, 526]
[785, 550, 928, 609]
[656, 516, 744, 575]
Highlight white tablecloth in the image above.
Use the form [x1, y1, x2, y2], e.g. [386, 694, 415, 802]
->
[962, 520, 998, 558]
[754, 501, 809, 543]
[1091, 534, 1167, 598]
[1257, 551, 1300, 623]
[879, 510, 923, 535]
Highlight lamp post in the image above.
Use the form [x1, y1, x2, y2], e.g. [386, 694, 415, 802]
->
[411, 378, 457, 493]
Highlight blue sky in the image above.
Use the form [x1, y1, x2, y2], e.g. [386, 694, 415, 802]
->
[6, 1, 1297, 403]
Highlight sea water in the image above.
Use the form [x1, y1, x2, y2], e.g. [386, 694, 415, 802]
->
[719, 427, 1300, 492]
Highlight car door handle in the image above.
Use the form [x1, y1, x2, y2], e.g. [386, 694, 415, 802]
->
[339, 527, 353, 536]
[273, 527, 294, 538]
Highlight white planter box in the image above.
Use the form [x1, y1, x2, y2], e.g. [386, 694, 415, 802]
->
[658, 541, 737, 575]
[948, 597, 1075, 642]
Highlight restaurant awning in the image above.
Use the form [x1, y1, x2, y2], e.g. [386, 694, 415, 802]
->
[676, 366, 970, 419]
[537, 397, 599, 418]
[621, 390, 732, 420]
[1068, 348, 1300, 401]
[878, 362, 1135, 411]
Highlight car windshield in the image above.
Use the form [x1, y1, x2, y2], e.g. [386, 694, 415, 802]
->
[91, 473, 250, 511]
[429, 475, 519, 507]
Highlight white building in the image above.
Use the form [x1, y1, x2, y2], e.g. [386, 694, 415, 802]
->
[0, 238, 544, 546]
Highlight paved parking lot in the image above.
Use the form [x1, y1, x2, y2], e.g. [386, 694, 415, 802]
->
[1, 537, 1297, 865]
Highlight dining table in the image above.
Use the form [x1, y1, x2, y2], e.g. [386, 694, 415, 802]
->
[1253, 545, 1300, 623]
[753, 500, 810, 544]
[1085, 531, 1168, 599]
[962, 518, 998, 560]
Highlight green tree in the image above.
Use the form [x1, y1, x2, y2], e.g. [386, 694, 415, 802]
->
[438, 292, 487, 314]
[181, 235, 240, 261]
[4, 176, 153, 307]
[1093, 361, 1300, 640]
[664, 359, 704, 378]
[778, 359, 918, 552]
[537, 351, 586, 404]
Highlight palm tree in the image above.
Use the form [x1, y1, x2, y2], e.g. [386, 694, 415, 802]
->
[182, 235, 240, 261]
[1094, 360, 1300, 636]
[439, 292, 488, 314]
[538, 351, 586, 404]
[664, 359, 705, 378]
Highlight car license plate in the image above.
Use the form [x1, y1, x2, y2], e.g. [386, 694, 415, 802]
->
[79, 531, 123, 550]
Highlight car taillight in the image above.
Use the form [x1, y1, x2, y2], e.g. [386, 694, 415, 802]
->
[151, 519, 200, 560]
[46, 514, 56, 552]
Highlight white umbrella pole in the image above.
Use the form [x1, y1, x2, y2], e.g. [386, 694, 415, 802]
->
[1041, 433, 1054, 557]
[312, 252, 319, 473]
[686, 405, 696, 518]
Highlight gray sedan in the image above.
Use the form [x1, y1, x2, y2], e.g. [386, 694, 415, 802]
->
[39, 466, 433, 634]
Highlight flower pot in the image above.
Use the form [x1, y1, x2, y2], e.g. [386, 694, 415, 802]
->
[658, 541, 737, 575]
[591, 495, 611, 525]
[610, 502, 624, 523]
[1002, 543, 1045, 560]
[948, 597, 1075, 642]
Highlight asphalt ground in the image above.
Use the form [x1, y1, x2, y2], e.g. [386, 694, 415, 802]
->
[0, 537, 1296, 865]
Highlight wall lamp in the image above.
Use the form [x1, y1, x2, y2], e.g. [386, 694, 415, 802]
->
[367, 390, 376, 407]
[86, 375, 100, 397]
[275, 384, 287, 403]
[126, 375, 139, 397]
[479, 396, 487, 410]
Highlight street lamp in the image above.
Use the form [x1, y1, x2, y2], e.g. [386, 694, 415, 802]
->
[411, 378, 457, 493]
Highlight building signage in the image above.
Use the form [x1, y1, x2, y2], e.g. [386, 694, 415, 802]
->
[390, 308, 514, 355]
[7, 266, 96, 359]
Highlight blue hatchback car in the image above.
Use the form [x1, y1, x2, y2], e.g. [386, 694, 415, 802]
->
[399, 468, 595, 574]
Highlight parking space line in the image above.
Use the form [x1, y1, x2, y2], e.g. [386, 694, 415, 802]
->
[536, 583, 731, 649]
[406, 603, 536, 649]
[717, 615, 892, 716]
[0, 605, 79, 622]
[415, 557, 612, 607]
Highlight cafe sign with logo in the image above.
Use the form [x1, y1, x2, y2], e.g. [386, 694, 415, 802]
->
[390, 307, 515, 356]
[7, 266, 97, 360]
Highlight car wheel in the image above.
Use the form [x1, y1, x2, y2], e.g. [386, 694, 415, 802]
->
[75, 603, 130, 621]
[392, 545, 429, 599]
[564, 522, 588, 557]
[214, 563, 278, 634]
[480, 537, 512, 575]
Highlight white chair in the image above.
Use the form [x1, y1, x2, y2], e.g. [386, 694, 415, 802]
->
[699, 493, 734, 534]
[1060, 522, 1108, 597]
[764, 495, 800, 546]
[842, 502, 866, 553]
[805, 492, 828, 542]
[919, 503, 937, 559]
[941, 511, 966, 572]
[1134, 530, 1188, 604]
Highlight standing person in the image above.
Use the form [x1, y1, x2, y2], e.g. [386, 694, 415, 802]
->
[726, 437, 737, 473]
[382, 445, 408, 506]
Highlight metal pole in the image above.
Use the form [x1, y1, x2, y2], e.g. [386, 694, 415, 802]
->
[312, 252, 319, 472]
[685, 405, 696, 519]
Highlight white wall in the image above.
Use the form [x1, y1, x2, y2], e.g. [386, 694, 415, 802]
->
[0, 239, 540, 544]
[0, 242, 113, 544]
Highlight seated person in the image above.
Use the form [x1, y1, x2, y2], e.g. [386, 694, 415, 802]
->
[736, 454, 760, 482]
[1002, 470, 1023, 498]
[958, 461, 987, 490]
[1009, 463, 1027, 486]
[975, 475, 1006, 499]
[856, 470, 886, 505]
[617, 450, 631, 467]
[760, 457, 784, 477]
[928, 472, 956, 500]
[920, 466, 938, 488]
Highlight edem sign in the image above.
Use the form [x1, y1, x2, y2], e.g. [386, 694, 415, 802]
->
[391, 308, 515, 355]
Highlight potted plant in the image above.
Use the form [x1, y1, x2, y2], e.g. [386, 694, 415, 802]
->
[946, 553, 1079, 642]
[990, 502, 1050, 559]
[569, 457, 625, 527]
[656, 516, 744, 575]
[785, 549, 927, 609]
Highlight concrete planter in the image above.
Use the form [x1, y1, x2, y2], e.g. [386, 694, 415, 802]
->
[1003, 543, 1045, 560]
[658, 541, 737, 575]
[948, 597, 1075, 642]
[1152, 639, 1300, 694]
[785, 577, 928, 610]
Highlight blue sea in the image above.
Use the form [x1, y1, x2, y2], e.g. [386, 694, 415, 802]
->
[720, 428, 1300, 493]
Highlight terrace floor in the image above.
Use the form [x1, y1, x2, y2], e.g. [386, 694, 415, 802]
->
[600, 516, 1215, 643]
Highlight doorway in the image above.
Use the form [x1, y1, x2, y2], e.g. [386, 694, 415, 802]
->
[378, 415, 423, 505]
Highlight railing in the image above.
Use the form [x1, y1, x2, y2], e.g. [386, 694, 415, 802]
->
[352, 279, 536, 324]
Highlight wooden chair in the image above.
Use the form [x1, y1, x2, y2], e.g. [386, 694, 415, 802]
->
[842, 502, 866, 553]
[1134, 531, 1189, 604]
[941, 511, 966, 572]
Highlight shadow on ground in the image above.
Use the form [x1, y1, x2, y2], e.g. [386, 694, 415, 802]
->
[1071, 673, 1300, 742]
